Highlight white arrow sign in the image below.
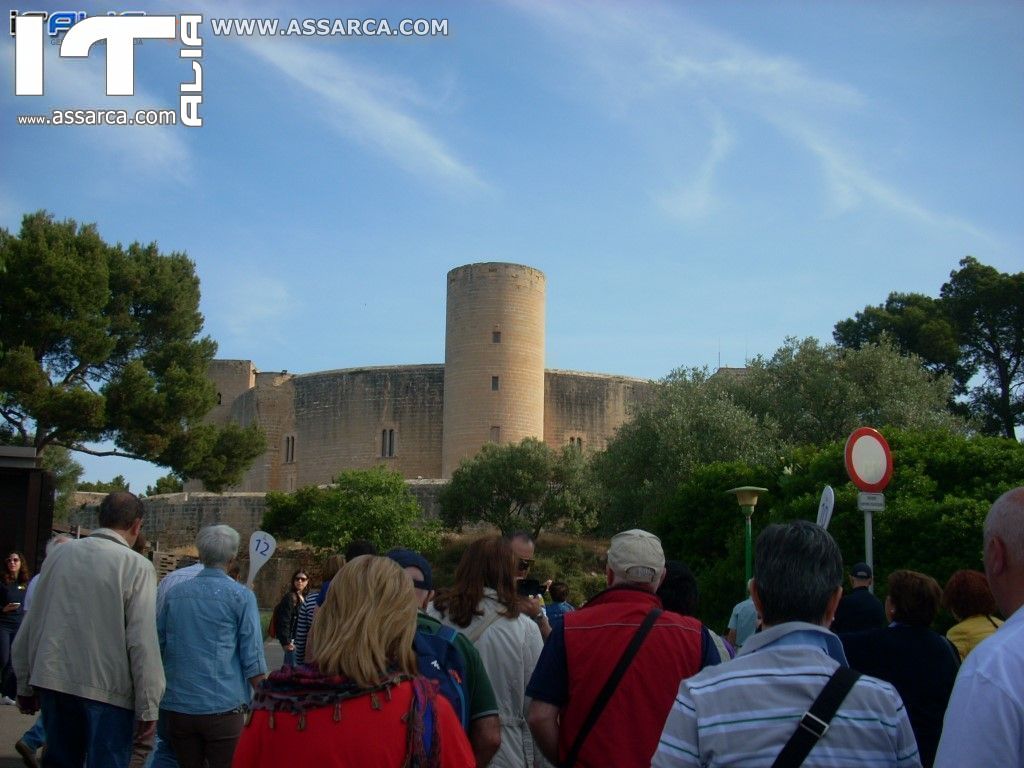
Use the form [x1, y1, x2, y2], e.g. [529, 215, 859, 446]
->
[246, 531, 277, 588]
[816, 485, 835, 530]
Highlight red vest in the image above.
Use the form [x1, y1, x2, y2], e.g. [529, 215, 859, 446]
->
[560, 587, 704, 768]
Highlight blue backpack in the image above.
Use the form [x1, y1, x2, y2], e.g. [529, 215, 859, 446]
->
[413, 625, 470, 730]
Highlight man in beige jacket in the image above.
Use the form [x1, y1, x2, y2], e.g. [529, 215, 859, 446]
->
[13, 491, 165, 768]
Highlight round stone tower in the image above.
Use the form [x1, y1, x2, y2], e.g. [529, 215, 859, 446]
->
[442, 262, 546, 477]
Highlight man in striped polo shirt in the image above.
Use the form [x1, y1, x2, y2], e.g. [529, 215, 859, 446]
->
[653, 521, 921, 768]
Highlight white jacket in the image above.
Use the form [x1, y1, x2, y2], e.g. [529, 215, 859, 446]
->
[12, 529, 165, 720]
[432, 588, 544, 768]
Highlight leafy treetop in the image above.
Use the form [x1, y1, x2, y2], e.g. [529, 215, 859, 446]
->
[0, 211, 265, 490]
[834, 256, 1023, 438]
[440, 437, 594, 539]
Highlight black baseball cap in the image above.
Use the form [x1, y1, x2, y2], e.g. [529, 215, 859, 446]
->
[851, 562, 872, 579]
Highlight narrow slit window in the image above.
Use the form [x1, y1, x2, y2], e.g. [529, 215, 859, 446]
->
[491, 376, 500, 391]
[381, 429, 396, 458]
[492, 330, 501, 343]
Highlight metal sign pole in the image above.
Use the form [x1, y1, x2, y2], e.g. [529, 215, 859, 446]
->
[864, 509, 874, 594]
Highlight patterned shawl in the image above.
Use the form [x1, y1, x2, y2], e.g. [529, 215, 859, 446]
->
[249, 664, 442, 767]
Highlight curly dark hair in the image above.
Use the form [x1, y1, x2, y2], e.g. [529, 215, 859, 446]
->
[3, 552, 30, 585]
[887, 570, 941, 627]
[942, 570, 997, 620]
[433, 536, 520, 628]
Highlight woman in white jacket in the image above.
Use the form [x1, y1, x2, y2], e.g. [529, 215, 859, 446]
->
[431, 536, 545, 768]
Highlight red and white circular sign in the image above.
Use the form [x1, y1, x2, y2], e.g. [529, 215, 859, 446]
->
[844, 427, 893, 493]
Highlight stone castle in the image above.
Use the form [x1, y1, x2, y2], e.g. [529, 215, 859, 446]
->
[195, 263, 658, 492]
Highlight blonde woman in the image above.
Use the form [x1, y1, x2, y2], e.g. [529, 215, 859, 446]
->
[431, 536, 545, 768]
[233, 556, 473, 768]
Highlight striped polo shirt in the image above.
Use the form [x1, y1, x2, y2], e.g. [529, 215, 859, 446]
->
[652, 622, 922, 768]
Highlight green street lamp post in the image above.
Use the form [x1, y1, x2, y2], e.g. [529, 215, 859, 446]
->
[727, 486, 768, 584]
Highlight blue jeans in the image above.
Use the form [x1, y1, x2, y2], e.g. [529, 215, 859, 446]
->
[282, 647, 296, 667]
[21, 715, 45, 750]
[39, 688, 134, 768]
[0, 624, 18, 697]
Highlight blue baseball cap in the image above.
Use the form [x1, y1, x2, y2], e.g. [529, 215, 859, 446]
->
[387, 548, 433, 590]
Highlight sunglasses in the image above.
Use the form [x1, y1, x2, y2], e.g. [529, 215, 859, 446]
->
[294, 576, 308, 581]
[517, 558, 534, 571]
[6, 558, 20, 563]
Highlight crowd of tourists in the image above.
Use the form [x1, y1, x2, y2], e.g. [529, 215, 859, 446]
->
[3, 485, 1022, 767]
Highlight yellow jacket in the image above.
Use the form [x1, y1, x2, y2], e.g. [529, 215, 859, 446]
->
[947, 613, 1003, 660]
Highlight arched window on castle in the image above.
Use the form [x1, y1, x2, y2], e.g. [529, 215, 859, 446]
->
[284, 435, 295, 464]
[381, 428, 396, 458]
[568, 436, 583, 451]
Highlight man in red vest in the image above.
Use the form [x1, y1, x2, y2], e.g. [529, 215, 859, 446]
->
[526, 529, 720, 768]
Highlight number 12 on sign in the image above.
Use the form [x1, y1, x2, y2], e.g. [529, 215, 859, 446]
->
[247, 531, 277, 588]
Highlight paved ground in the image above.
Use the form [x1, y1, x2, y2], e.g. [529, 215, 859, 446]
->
[0, 641, 284, 767]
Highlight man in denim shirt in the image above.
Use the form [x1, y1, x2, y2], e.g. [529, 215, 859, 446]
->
[157, 525, 267, 768]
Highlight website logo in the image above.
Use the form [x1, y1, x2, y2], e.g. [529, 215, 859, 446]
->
[12, 12, 203, 127]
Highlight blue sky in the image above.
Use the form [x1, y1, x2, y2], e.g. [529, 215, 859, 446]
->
[3, 1, 1022, 490]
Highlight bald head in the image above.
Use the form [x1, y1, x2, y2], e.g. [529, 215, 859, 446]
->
[984, 487, 1024, 618]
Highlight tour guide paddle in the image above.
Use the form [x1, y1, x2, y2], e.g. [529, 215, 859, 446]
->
[816, 486, 835, 530]
[246, 531, 277, 588]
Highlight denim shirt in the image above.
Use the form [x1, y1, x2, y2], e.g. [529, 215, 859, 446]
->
[158, 568, 267, 714]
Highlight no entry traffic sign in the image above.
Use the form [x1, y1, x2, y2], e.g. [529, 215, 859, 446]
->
[844, 427, 893, 493]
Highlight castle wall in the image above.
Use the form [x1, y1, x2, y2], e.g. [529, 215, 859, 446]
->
[291, 365, 445, 484]
[203, 364, 657, 490]
[207, 360, 256, 427]
[247, 372, 296, 492]
[443, 263, 546, 477]
[193, 263, 660, 492]
[543, 370, 659, 453]
[71, 492, 269, 550]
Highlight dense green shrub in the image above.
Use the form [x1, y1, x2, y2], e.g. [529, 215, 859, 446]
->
[654, 430, 1023, 631]
[263, 466, 441, 554]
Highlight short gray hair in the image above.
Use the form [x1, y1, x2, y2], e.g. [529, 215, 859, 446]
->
[197, 525, 240, 568]
[986, 487, 1024, 566]
[754, 521, 843, 626]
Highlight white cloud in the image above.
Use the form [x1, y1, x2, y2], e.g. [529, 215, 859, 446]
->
[778, 119, 998, 246]
[231, 35, 486, 192]
[45, 58, 191, 182]
[656, 109, 734, 221]
[2, 34, 191, 182]
[508, 0, 995, 243]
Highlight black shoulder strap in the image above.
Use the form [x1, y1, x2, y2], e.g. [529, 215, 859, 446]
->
[770, 666, 861, 768]
[88, 532, 129, 548]
[562, 608, 662, 768]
